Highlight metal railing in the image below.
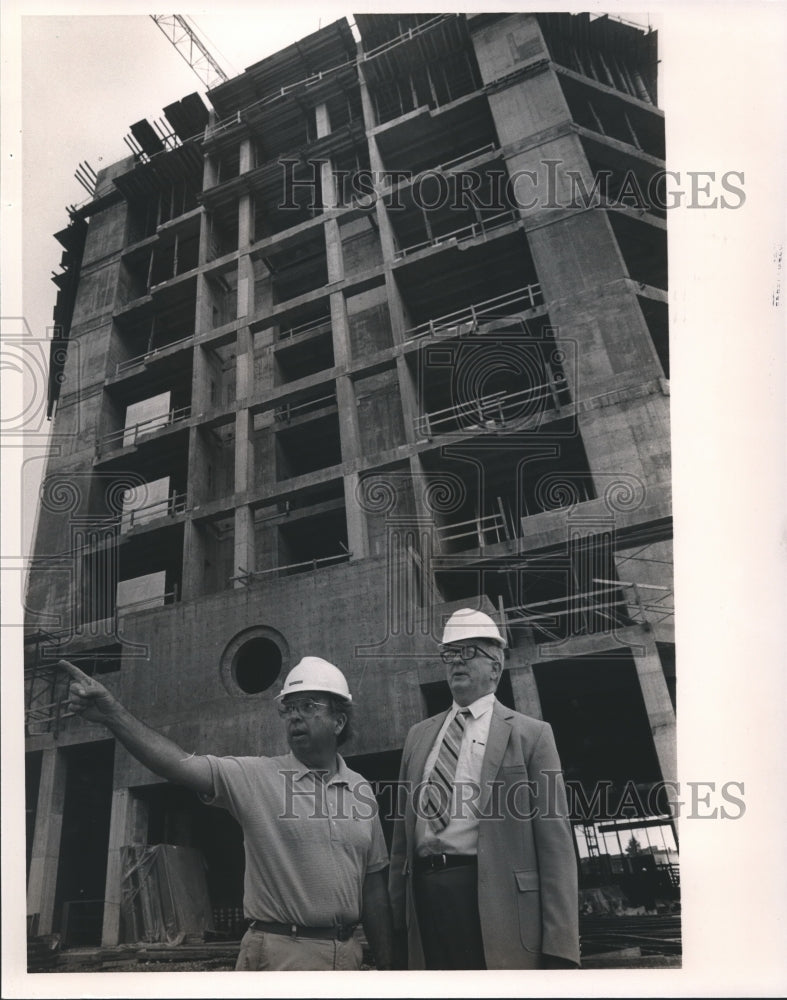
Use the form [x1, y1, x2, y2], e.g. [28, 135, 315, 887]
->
[204, 58, 358, 142]
[233, 551, 351, 584]
[276, 315, 332, 342]
[594, 578, 674, 626]
[362, 14, 457, 60]
[504, 585, 633, 641]
[274, 391, 337, 422]
[502, 579, 673, 640]
[435, 142, 498, 173]
[393, 209, 519, 260]
[115, 335, 193, 374]
[119, 491, 187, 530]
[405, 284, 544, 341]
[414, 380, 562, 438]
[97, 405, 191, 455]
[25, 696, 77, 732]
[436, 511, 508, 548]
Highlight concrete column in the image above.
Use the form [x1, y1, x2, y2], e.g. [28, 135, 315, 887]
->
[396, 355, 420, 444]
[319, 157, 344, 300]
[315, 103, 331, 140]
[233, 391, 254, 587]
[191, 274, 214, 423]
[238, 193, 253, 250]
[335, 374, 361, 464]
[181, 518, 205, 601]
[234, 505, 255, 589]
[234, 404, 253, 491]
[315, 105, 345, 294]
[325, 218, 343, 285]
[408, 452, 433, 528]
[384, 271, 408, 343]
[202, 144, 219, 190]
[197, 207, 210, 266]
[508, 631, 545, 719]
[374, 198, 399, 264]
[237, 192, 254, 323]
[234, 325, 253, 536]
[344, 471, 369, 561]
[508, 663, 543, 720]
[235, 326, 252, 408]
[238, 140, 255, 344]
[330, 290, 351, 369]
[320, 156, 338, 213]
[357, 68, 378, 134]
[194, 272, 213, 334]
[26, 748, 67, 934]
[253, 410, 276, 490]
[632, 639, 677, 788]
[239, 136, 254, 176]
[101, 787, 149, 946]
[182, 422, 210, 601]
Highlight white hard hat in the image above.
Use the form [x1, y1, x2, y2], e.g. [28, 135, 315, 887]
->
[441, 608, 506, 648]
[276, 656, 352, 702]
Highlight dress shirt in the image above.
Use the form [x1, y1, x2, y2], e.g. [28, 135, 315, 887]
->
[414, 693, 496, 856]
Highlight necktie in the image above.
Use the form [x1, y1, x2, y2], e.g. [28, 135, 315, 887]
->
[423, 709, 470, 832]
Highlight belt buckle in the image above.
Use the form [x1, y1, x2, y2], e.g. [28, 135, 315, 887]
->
[335, 922, 352, 942]
[433, 853, 447, 870]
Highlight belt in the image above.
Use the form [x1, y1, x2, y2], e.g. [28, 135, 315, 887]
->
[413, 853, 478, 874]
[247, 919, 357, 942]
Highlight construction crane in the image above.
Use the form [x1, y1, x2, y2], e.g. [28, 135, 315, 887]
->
[150, 15, 229, 90]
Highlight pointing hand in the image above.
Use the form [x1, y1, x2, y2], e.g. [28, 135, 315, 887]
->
[59, 659, 116, 723]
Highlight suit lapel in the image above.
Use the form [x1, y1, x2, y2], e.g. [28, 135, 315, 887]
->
[478, 701, 512, 815]
[406, 712, 449, 842]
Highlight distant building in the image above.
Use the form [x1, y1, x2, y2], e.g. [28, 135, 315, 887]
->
[25, 13, 675, 948]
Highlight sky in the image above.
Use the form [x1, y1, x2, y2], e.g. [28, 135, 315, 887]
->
[2, 3, 787, 997]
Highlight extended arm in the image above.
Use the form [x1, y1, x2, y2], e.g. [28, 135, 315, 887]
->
[60, 659, 213, 796]
[361, 868, 394, 970]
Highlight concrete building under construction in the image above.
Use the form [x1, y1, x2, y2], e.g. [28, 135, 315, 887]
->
[24, 13, 676, 952]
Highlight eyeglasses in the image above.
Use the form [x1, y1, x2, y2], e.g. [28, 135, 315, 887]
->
[440, 644, 499, 665]
[277, 699, 330, 718]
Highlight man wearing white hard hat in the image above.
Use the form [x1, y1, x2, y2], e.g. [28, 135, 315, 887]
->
[60, 655, 393, 971]
[388, 608, 579, 970]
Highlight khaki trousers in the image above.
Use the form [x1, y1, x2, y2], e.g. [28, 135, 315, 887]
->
[235, 926, 363, 971]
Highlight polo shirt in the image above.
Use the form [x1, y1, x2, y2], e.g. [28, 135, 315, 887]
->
[202, 752, 388, 926]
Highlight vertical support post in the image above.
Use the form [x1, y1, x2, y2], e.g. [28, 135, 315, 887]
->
[234, 504, 255, 591]
[344, 471, 369, 561]
[26, 748, 67, 934]
[631, 639, 678, 790]
[507, 630, 545, 720]
[102, 787, 149, 946]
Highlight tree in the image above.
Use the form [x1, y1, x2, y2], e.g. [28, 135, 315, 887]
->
[625, 835, 642, 856]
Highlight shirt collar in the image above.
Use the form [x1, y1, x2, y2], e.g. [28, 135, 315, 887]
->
[286, 751, 350, 786]
[451, 692, 496, 720]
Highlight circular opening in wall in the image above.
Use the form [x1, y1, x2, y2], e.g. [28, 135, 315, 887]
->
[219, 626, 289, 698]
[232, 637, 283, 694]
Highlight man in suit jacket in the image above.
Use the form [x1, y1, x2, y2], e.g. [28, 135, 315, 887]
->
[389, 608, 579, 970]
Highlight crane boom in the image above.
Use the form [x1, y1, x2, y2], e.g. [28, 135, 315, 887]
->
[150, 15, 229, 89]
